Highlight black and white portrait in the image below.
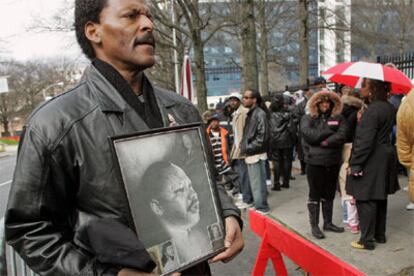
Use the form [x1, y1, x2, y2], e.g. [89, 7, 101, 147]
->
[112, 125, 225, 274]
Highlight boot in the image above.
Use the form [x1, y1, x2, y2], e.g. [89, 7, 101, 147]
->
[322, 200, 344, 233]
[300, 161, 306, 175]
[271, 167, 281, 191]
[272, 179, 281, 191]
[308, 201, 325, 239]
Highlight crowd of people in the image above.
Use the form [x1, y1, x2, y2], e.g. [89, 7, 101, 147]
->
[203, 75, 412, 251]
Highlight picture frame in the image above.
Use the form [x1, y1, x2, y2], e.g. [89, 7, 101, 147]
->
[110, 123, 226, 275]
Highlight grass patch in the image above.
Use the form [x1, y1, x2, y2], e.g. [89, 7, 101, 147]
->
[0, 139, 19, 145]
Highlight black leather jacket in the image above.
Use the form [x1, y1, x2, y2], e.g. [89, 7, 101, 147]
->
[5, 65, 240, 276]
[240, 106, 269, 156]
[269, 111, 297, 150]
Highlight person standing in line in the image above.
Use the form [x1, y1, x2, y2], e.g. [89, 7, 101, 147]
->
[229, 95, 255, 209]
[397, 89, 414, 210]
[293, 87, 313, 175]
[347, 78, 400, 250]
[206, 113, 241, 198]
[301, 91, 347, 239]
[338, 90, 364, 234]
[268, 94, 297, 191]
[240, 89, 271, 215]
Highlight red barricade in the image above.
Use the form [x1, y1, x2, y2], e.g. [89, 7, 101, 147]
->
[249, 210, 365, 276]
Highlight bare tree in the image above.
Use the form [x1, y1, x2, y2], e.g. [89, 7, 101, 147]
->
[352, 0, 414, 60]
[150, 1, 233, 113]
[298, 0, 309, 87]
[0, 58, 78, 134]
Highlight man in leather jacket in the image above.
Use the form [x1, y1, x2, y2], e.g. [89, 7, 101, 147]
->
[5, 0, 243, 275]
[240, 89, 270, 215]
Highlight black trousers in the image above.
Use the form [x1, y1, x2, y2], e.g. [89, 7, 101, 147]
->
[306, 164, 340, 201]
[273, 147, 293, 186]
[356, 200, 387, 245]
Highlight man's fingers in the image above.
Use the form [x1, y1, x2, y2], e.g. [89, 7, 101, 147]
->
[209, 246, 233, 263]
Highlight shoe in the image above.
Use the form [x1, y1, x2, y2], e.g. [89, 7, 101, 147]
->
[375, 236, 386, 244]
[290, 176, 296, 180]
[323, 223, 345, 233]
[236, 202, 254, 209]
[406, 202, 414, 210]
[351, 241, 375, 250]
[403, 186, 409, 191]
[232, 193, 243, 200]
[266, 180, 272, 186]
[255, 209, 270, 215]
[281, 184, 290, 189]
[271, 182, 281, 191]
[350, 225, 360, 234]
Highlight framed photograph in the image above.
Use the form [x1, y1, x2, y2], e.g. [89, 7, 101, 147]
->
[110, 123, 225, 275]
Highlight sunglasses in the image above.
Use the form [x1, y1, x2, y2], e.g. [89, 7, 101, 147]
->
[243, 96, 255, 99]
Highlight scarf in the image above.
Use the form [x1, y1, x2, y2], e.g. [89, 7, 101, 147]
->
[92, 58, 163, 129]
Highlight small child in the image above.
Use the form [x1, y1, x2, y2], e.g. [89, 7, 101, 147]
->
[339, 143, 359, 234]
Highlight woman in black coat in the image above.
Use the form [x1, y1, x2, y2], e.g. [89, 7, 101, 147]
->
[346, 78, 399, 250]
[268, 94, 297, 191]
[301, 91, 348, 239]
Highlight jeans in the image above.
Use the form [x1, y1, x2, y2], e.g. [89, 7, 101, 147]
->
[233, 159, 253, 203]
[247, 159, 270, 212]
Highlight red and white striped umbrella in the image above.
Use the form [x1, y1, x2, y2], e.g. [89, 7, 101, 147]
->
[322, 61, 413, 94]
[179, 54, 195, 102]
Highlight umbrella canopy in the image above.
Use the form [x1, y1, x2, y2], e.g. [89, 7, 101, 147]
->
[322, 61, 413, 94]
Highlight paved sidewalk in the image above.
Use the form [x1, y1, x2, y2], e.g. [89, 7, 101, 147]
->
[0, 145, 17, 158]
[213, 164, 413, 275]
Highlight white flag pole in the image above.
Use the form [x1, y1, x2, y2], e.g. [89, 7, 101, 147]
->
[171, 0, 180, 94]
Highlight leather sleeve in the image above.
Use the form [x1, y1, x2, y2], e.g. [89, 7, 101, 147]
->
[5, 126, 118, 276]
[300, 115, 333, 145]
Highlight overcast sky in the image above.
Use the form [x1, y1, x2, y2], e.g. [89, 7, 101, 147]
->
[0, 0, 81, 61]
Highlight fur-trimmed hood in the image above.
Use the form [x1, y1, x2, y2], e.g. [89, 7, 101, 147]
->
[308, 90, 342, 118]
[341, 95, 363, 109]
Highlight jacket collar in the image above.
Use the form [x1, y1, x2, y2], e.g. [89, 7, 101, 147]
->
[84, 65, 177, 117]
[84, 65, 127, 113]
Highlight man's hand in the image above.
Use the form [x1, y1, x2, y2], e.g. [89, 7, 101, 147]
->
[117, 268, 181, 276]
[209, 216, 244, 263]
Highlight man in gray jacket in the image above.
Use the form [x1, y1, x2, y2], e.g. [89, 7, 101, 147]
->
[5, 0, 243, 275]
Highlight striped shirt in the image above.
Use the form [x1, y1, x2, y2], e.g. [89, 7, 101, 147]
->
[210, 130, 230, 175]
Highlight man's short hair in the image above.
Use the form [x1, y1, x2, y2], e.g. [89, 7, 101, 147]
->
[74, 0, 109, 60]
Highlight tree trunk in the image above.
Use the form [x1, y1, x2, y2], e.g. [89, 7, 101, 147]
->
[240, 0, 259, 93]
[258, 0, 269, 96]
[193, 35, 208, 113]
[299, 0, 309, 87]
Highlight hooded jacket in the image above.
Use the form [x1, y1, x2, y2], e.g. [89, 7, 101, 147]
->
[397, 89, 414, 202]
[5, 65, 241, 276]
[300, 91, 347, 166]
[341, 95, 364, 143]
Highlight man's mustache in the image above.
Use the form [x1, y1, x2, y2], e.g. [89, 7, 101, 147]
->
[133, 32, 155, 47]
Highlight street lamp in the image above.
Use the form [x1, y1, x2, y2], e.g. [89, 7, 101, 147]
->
[42, 82, 64, 101]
